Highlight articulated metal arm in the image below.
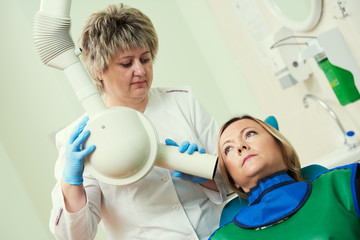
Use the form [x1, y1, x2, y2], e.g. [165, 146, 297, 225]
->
[33, 0, 105, 117]
[34, 0, 75, 70]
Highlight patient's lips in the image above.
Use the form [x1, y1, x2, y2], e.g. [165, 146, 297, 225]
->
[242, 154, 256, 166]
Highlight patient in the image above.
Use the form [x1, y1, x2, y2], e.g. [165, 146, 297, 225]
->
[210, 115, 360, 239]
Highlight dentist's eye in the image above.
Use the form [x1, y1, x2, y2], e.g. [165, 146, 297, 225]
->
[141, 58, 150, 64]
[121, 62, 132, 68]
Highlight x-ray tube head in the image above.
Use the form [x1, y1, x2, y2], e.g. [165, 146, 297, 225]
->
[83, 107, 218, 185]
[83, 107, 159, 185]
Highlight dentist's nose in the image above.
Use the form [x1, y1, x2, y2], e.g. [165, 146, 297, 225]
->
[133, 60, 145, 76]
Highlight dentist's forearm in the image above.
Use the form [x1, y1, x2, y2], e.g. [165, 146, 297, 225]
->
[61, 178, 87, 213]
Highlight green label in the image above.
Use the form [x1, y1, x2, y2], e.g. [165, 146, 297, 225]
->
[329, 79, 339, 87]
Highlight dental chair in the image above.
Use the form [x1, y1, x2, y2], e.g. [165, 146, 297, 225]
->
[219, 164, 328, 226]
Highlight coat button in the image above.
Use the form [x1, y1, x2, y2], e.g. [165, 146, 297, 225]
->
[172, 204, 181, 211]
[161, 176, 169, 181]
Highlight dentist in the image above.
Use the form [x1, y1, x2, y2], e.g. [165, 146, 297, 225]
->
[49, 3, 228, 240]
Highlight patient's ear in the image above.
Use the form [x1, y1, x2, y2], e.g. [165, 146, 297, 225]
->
[264, 115, 279, 130]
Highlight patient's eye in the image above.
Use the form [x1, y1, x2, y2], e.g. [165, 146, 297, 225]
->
[224, 146, 233, 155]
[245, 130, 256, 139]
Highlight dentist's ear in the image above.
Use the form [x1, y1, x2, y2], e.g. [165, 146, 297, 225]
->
[264, 115, 279, 130]
[96, 71, 103, 81]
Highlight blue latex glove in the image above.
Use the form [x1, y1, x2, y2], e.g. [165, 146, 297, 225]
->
[165, 138, 207, 183]
[63, 116, 96, 185]
[264, 115, 279, 130]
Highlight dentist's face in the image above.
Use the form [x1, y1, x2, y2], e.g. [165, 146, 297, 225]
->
[98, 47, 153, 107]
[219, 119, 287, 192]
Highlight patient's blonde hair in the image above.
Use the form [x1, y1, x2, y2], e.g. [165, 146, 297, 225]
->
[79, 3, 158, 95]
[217, 115, 303, 199]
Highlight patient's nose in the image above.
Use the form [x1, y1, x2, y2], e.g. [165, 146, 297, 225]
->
[237, 144, 248, 154]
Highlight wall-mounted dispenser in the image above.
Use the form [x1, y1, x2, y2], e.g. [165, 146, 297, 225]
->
[264, 27, 312, 89]
[299, 27, 360, 106]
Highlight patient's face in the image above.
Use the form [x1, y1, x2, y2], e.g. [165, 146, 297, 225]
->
[219, 119, 287, 192]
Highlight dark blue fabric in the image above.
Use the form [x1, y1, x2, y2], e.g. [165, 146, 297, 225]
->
[234, 172, 311, 229]
[247, 171, 295, 205]
[351, 163, 360, 218]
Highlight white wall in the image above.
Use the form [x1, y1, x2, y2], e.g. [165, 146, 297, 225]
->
[0, 0, 260, 239]
[207, 0, 360, 166]
[0, 140, 50, 239]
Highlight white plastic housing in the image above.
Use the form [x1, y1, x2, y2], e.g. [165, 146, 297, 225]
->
[264, 27, 312, 89]
[84, 107, 218, 185]
[84, 107, 159, 185]
[64, 62, 105, 117]
[299, 27, 360, 92]
[157, 144, 217, 180]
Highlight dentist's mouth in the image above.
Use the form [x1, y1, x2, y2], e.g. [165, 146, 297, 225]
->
[242, 154, 256, 166]
[131, 80, 146, 86]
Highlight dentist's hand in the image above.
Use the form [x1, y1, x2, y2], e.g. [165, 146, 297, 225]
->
[165, 138, 207, 183]
[63, 116, 96, 185]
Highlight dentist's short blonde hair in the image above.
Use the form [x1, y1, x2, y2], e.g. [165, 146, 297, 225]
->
[217, 115, 303, 199]
[79, 3, 158, 95]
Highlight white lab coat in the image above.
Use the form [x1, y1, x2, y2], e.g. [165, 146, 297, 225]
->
[49, 86, 228, 240]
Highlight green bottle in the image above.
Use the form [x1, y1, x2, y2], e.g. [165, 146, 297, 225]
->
[316, 52, 360, 106]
